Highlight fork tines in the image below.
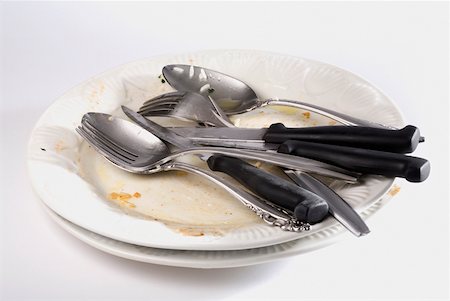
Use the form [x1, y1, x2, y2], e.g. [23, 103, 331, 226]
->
[77, 121, 137, 165]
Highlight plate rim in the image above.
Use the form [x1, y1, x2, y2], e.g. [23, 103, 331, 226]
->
[43, 176, 396, 269]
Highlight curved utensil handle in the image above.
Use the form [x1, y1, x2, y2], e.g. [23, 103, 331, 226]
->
[266, 99, 392, 128]
[168, 147, 360, 182]
[207, 155, 329, 224]
[167, 162, 307, 232]
[264, 123, 422, 154]
[278, 141, 431, 183]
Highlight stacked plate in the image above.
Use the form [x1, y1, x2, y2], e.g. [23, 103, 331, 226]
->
[28, 50, 403, 268]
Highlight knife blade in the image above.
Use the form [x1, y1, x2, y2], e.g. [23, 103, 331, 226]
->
[171, 125, 430, 183]
[170, 123, 423, 154]
[284, 171, 370, 237]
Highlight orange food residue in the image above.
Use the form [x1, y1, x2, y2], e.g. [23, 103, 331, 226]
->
[118, 193, 132, 200]
[108, 192, 119, 200]
[54, 140, 65, 153]
[108, 192, 130, 200]
[177, 228, 205, 237]
[302, 112, 311, 119]
[108, 191, 141, 208]
[388, 185, 401, 197]
[108, 191, 141, 200]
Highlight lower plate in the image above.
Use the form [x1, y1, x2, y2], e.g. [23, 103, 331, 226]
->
[44, 184, 397, 269]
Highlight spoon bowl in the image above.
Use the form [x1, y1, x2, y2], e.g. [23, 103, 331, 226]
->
[163, 64, 259, 114]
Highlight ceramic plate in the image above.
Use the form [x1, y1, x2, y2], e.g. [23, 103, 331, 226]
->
[44, 179, 397, 268]
[28, 50, 404, 250]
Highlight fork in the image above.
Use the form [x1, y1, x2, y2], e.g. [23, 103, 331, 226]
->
[76, 113, 313, 231]
[138, 91, 234, 127]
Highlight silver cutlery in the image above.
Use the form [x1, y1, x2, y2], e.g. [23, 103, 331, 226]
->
[284, 171, 370, 236]
[161, 64, 398, 128]
[139, 91, 234, 127]
[77, 112, 328, 227]
[138, 93, 370, 236]
[138, 92, 429, 182]
[179, 125, 430, 182]
[123, 106, 368, 224]
[140, 91, 422, 154]
[122, 106, 358, 181]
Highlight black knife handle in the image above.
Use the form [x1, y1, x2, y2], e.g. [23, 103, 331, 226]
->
[207, 155, 329, 224]
[264, 123, 423, 153]
[278, 140, 430, 182]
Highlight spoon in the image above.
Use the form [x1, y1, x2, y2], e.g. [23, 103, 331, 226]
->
[162, 64, 422, 132]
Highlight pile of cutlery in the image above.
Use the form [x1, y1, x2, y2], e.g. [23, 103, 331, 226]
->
[77, 64, 430, 237]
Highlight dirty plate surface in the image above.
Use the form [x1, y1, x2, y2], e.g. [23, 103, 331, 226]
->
[45, 184, 396, 269]
[28, 50, 403, 250]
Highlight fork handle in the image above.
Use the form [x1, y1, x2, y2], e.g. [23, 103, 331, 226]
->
[264, 123, 422, 153]
[207, 155, 329, 224]
[278, 140, 430, 182]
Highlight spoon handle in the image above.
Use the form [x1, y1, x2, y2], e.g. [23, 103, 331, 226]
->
[278, 140, 430, 183]
[207, 155, 329, 224]
[264, 123, 422, 153]
[265, 99, 395, 128]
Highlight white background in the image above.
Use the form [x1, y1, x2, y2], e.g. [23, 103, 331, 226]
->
[0, 2, 449, 300]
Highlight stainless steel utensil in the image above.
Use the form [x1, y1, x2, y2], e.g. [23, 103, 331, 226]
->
[137, 93, 429, 183]
[162, 64, 392, 128]
[76, 112, 326, 227]
[123, 107, 366, 225]
[284, 171, 370, 236]
[170, 122, 423, 154]
[122, 106, 358, 181]
[139, 92, 422, 153]
[138, 94, 370, 236]
[139, 91, 234, 127]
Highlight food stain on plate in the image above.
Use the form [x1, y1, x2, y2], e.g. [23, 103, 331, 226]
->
[76, 105, 324, 236]
[107, 191, 140, 208]
[77, 142, 262, 235]
[388, 184, 401, 197]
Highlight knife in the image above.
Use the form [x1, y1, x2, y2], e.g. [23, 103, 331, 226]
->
[171, 123, 423, 153]
[170, 126, 430, 183]
[123, 106, 370, 235]
[284, 171, 370, 236]
[121, 106, 330, 223]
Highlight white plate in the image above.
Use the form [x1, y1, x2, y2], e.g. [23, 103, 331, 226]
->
[44, 180, 397, 268]
[28, 50, 404, 251]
